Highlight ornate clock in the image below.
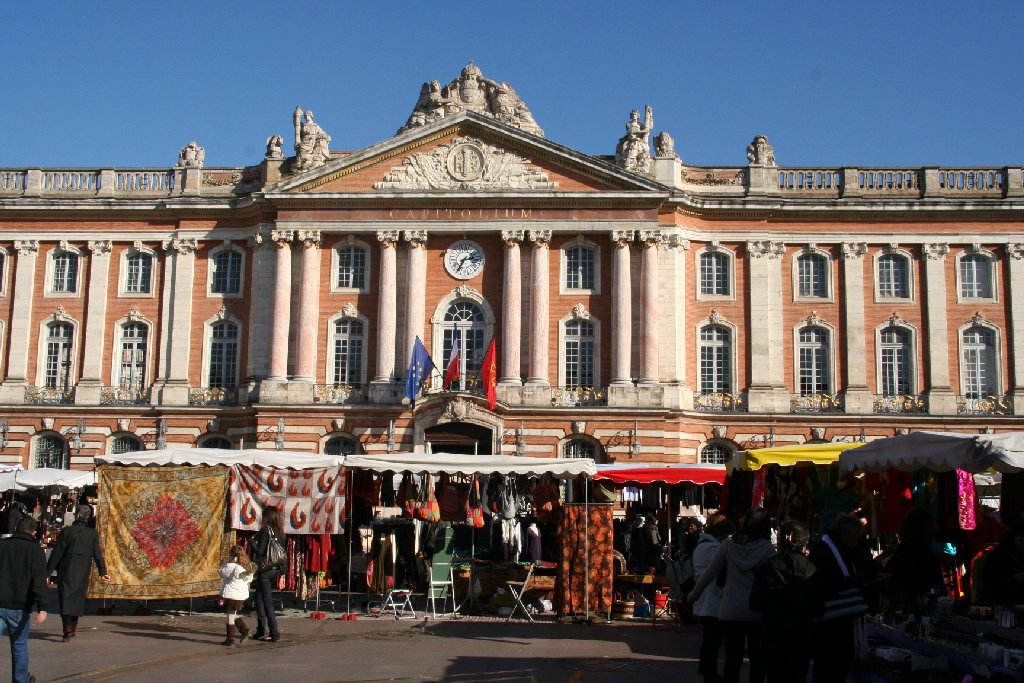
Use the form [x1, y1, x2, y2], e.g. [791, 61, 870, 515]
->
[444, 239, 485, 279]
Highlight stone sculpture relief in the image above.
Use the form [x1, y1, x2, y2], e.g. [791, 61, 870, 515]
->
[615, 106, 654, 173]
[293, 107, 331, 172]
[746, 134, 776, 166]
[654, 131, 678, 159]
[176, 141, 205, 168]
[265, 134, 284, 160]
[398, 62, 544, 137]
[373, 137, 559, 191]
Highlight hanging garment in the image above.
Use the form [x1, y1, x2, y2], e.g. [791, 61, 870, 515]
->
[621, 486, 641, 503]
[956, 468, 977, 531]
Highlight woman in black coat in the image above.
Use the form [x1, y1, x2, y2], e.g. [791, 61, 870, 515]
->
[251, 506, 285, 642]
[46, 505, 110, 641]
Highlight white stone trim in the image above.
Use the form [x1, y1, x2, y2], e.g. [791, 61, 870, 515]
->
[34, 310, 81, 387]
[117, 242, 157, 298]
[206, 241, 246, 299]
[792, 244, 835, 303]
[873, 315, 921, 395]
[43, 243, 84, 298]
[320, 432, 362, 454]
[694, 311, 739, 394]
[694, 242, 736, 301]
[956, 314, 1003, 396]
[791, 313, 837, 394]
[328, 235, 372, 294]
[558, 434, 605, 463]
[558, 235, 602, 296]
[556, 306, 602, 388]
[108, 432, 143, 454]
[107, 311, 156, 387]
[954, 246, 999, 304]
[872, 245, 916, 304]
[0, 246, 9, 297]
[698, 438, 738, 465]
[200, 308, 243, 387]
[324, 305, 371, 385]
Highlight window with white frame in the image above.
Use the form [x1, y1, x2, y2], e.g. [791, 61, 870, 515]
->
[564, 320, 595, 389]
[798, 326, 830, 395]
[880, 327, 911, 395]
[962, 327, 997, 398]
[336, 245, 367, 290]
[208, 321, 239, 387]
[878, 253, 910, 299]
[34, 434, 67, 468]
[211, 249, 242, 294]
[324, 435, 358, 455]
[331, 319, 364, 385]
[797, 253, 828, 298]
[699, 325, 732, 394]
[700, 251, 730, 296]
[565, 246, 595, 290]
[701, 443, 732, 465]
[111, 435, 142, 454]
[441, 301, 486, 390]
[564, 439, 596, 460]
[118, 322, 148, 390]
[52, 250, 79, 293]
[960, 254, 994, 299]
[124, 252, 153, 294]
[44, 322, 74, 389]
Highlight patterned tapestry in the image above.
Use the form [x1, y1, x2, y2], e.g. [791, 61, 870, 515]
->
[230, 465, 346, 535]
[89, 465, 232, 600]
[557, 503, 613, 618]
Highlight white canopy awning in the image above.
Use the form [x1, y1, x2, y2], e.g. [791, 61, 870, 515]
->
[970, 432, 1024, 473]
[96, 448, 346, 469]
[0, 467, 97, 491]
[837, 431, 1024, 474]
[344, 452, 597, 477]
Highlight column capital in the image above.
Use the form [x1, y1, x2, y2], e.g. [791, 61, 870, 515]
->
[297, 230, 321, 247]
[248, 231, 272, 251]
[841, 242, 868, 260]
[611, 230, 634, 246]
[1007, 242, 1024, 260]
[501, 229, 525, 245]
[376, 230, 400, 247]
[404, 229, 428, 247]
[665, 234, 690, 251]
[270, 229, 294, 246]
[14, 240, 39, 256]
[639, 230, 664, 247]
[163, 238, 199, 255]
[528, 229, 551, 245]
[923, 243, 950, 260]
[87, 240, 113, 256]
[746, 240, 785, 259]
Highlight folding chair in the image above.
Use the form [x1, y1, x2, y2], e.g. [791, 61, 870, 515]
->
[427, 524, 457, 618]
[380, 588, 415, 619]
[504, 563, 535, 622]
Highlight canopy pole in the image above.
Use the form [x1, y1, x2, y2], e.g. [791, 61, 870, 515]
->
[584, 474, 590, 622]
[346, 468, 353, 615]
[666, 486, 672, 551]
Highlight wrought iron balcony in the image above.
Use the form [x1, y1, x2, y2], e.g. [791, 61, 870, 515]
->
[693, 392, 747, 413]
[551, 386, 607, 407]
[188, 386, 240, 407]
[100, 385, 152, 406]
[873, 394, 928, 415]
[25, 385, 75, 405]
[312, 384, 368, 405]
[957, 394, 1013, 416]
[791, 393, 844, 414]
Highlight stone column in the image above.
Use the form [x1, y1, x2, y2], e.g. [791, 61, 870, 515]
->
[158, 238, 198, 405]
[639, 230, 662, 385]
[0, 241, 38, 402]
[525, 230, 551, 387]
[746, 240, 788, 412]
[75, 240, 113, 405]
[841, 242, 872, 413]
[610, 230, 634, 385]
[404, 230, 428, 369]
[500, 230, 524, 386]
[292, 230, 321, 383]
[266, 230, 294, 381]
[245, 231, 275, 380]
[373, 231, 399, 385]
[923, 243, 957, 414]
[1007, 243, 1024, 414]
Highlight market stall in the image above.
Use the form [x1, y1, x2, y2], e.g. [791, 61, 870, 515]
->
[0, 467, 96, 491]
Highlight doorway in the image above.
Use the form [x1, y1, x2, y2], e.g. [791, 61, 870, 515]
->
[423, 422, 493, 455]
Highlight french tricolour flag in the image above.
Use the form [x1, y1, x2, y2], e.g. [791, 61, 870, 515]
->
[443, 328, 461, 390]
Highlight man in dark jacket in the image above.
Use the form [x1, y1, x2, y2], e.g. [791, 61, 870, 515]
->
[47, 504, 110, 641]
[0, 516, 48, 683]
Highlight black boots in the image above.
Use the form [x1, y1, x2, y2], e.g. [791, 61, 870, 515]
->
[234, 618, 249, 645]
[222, 624, 237, 646]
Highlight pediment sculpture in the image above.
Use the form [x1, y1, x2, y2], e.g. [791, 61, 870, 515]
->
[293, 107, 331, 172]
[615, 106, 653, 173]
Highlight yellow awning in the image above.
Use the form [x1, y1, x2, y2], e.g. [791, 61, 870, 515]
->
[739, 442, 865, 471]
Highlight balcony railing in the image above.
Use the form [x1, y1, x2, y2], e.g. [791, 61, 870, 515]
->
[189, 386, 240, 407]
[791, 393, 844, 414]
[552, 386, 607, 407]
[312, 384, 368, 405]
[957, 394, 1013, 416]
[100, 385, 152, 406]
[25, 385, 75, 405]
[872, 394, 928, 415]
[693, 392, 747, 413]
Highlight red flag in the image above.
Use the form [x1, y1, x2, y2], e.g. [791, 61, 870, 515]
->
[481, 337, 497, 410]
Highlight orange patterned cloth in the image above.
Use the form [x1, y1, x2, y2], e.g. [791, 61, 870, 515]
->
[230, 465, 345, 535]
[89, 465, 232, 600]
[558, 503, 613, 617]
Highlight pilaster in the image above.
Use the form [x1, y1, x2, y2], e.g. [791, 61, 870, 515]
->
[404, 230, 428, 369]
[745, 240, 789, 412]
[265, 229, 294, 383]
[841, 242, 872, 414]
[292, 230, 321, 383]
[922, 243, 957, 414]
[371, 230, 399, 399]
[639, 230, 662, 385]
[610, 230, 633, 386]
[0, 241, 38, 402]
[1007, 243, 1024, 413]
[75, 240, 114, 405]
[245, 231, 275, 381]
[157, 238, 198, 406]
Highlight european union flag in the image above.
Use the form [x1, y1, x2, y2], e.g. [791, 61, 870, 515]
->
[404, 336, 436, 407]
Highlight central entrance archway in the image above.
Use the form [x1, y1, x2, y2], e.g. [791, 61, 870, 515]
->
[423, 422, 493, 455]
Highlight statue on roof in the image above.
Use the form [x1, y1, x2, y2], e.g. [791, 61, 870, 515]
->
[746, 134, 777, 166]
[398, 62, 544, 137]
[176, 141, 205, 168]
[615, 106, 654, 174]
[293, 107, 331, 172]
[265, 134, 284, 160]
[654, 131, 679, 160]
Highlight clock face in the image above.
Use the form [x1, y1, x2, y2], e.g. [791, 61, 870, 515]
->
[444, 239, 485, 279]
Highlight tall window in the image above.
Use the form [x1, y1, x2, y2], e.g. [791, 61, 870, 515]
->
[125, 252, 153, 294]
[962, 327, 997, 397]
[52, 251, 78, 293]
[701, 443, 732, 465]
[700, 252, 730, 296]
[324, 436, 358, 455]
[34, 435, 66, 469]
[441, 301, 486, 390]
[44, 322, 74, 389]
[564, 439, 596, 460]
[111, 435, 142, 454]
[211, 250, 242, 294]
[960, 254, 993, 299]
[565, 246, 595, 290]
[332, 319, 364, 385]
[797, 253, 828, 298]
[119, 322, 148, 390]
[699, 325, 731, 393]
[336, 246, 367, 289]
[208, 321, 238, 388]
[880, 328, 911, 395]
[798, 327, 830, 395]
[564, 320, 595, 388]
[878, 254, 909, 298]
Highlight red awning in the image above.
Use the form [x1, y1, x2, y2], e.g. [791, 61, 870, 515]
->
[594, 466, 726, 487]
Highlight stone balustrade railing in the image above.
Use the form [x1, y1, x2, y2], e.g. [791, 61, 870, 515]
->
[0, 167, 253, 198]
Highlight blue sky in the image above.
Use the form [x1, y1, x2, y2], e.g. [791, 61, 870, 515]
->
[2, 2, 1021, 169]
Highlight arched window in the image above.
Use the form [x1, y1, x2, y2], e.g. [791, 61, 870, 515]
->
[124, 252, 153, 294]
[52, 251, 79, 293]
[336, 245, 368, 289]
[879, 327, 911, 395]
[201, 436, 232, 449]
[211, 249, 242, 294]
[700, 251, 730, 296]
[564, 320, 595, 389]
[564, 439, 596, 460]
[111, 435, 142, 454]
[331, 319, 364, 385]
[441, 301, 486, 390]
[701, 443, 732, 465]
[960, 254, 994, 299]
[878, 253, 910, 299]
[208, 321, 239, 388]
[119, 322, 148, 389]
[699, 325, 731, 394]
[798, 327, 830, 395]
[44, 322, 74, 390]
[962, 327, 997, 398]
[324, 435, 358, 456]
[34, 434, 67, 468]
[565, 246, 595, 290]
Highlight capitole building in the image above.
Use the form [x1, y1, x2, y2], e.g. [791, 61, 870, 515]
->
[2, 62, 1023, 470]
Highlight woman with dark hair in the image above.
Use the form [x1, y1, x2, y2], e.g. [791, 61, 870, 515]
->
[688, 507, 775, 683]
[690, 513, 737, 683]
[251, 506, 285, 642]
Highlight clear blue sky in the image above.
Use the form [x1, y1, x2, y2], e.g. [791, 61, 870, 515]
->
[2, 2, 1021, 169]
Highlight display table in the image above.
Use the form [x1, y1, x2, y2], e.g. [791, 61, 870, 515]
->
[866, 622, 1018, 679]
[615, 573, 671, 625]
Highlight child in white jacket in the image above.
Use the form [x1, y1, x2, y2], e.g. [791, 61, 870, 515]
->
[219, 545, 254, 645]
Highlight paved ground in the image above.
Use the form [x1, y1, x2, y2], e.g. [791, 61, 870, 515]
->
[10, 593, 701, 682]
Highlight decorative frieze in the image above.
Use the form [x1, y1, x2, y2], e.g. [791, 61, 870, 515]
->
[88, 240, 112, 256]
[746, 240, 785, 259]
[1007, 242, 1024, 260]
[923, 243, 950, 260]
[14, 240, 38, 256]
[164, 238, 198, 255]
[842, 242, 868, 260]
